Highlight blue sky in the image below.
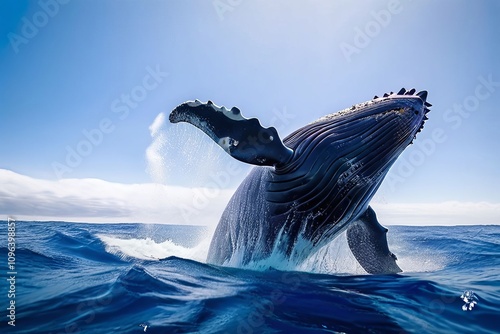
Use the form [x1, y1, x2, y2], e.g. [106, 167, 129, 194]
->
[1, 0, 499, 224]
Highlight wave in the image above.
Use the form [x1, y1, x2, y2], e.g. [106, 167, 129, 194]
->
[97, 228, 450, 276]
[5, 222, 499, 334]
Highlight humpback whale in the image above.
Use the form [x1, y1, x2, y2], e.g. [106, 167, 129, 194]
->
[170, 88, 431, 274]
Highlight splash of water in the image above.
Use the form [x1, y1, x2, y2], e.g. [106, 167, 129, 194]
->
[99, 226, 447, 276]
[297, 232, 366, 274]
[388, 236, 447, 273]
[98, 234, 211, 263]
[145, 112, 169, 184]
[145, 112, 245, 187]
[222, 227, 449, 275]
[461, 290, 478, 311]
[224, 231, 366, 275]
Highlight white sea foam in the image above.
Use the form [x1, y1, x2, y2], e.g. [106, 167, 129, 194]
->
[98, 234, 211, 262]
[99, 229, 446, 275]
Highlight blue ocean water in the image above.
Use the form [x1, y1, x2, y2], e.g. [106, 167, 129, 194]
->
[1, 221, 499, 334]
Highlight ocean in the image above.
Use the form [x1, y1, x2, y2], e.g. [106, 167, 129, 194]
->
[1, 221, 498, 334]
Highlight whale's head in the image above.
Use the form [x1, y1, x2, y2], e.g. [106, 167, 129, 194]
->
[340, 88, 430, 160]
[270, 88, 431, 241]
[306, 88, 429, 156]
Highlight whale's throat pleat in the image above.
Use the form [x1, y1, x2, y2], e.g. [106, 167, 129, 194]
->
[267, 111, 411, 244]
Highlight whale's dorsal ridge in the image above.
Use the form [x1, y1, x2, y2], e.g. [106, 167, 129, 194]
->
[170, 100, 293, 167]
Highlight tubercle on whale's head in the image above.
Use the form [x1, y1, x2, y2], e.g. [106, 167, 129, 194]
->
[370, 88, 431, 145]
[312, 88, 431, 148]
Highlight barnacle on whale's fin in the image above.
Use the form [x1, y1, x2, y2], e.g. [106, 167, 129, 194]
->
[170, 100, 293, 167]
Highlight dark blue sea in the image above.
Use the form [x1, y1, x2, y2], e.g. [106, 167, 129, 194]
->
[1, 221, 498, 334]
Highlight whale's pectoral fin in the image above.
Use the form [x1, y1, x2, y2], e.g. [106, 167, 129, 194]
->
[170, 100, 293, 166]
[346, 206, 402, 274]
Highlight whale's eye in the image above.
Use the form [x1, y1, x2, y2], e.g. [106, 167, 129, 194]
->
[414, 109, 419, 115]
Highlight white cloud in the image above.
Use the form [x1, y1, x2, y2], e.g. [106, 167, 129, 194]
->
[1, 169, 498, 226]
[372, 202, 500, 226]
[0, 169, 233, 226]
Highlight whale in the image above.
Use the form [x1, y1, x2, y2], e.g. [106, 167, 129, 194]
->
[169, 88, 431, 274]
